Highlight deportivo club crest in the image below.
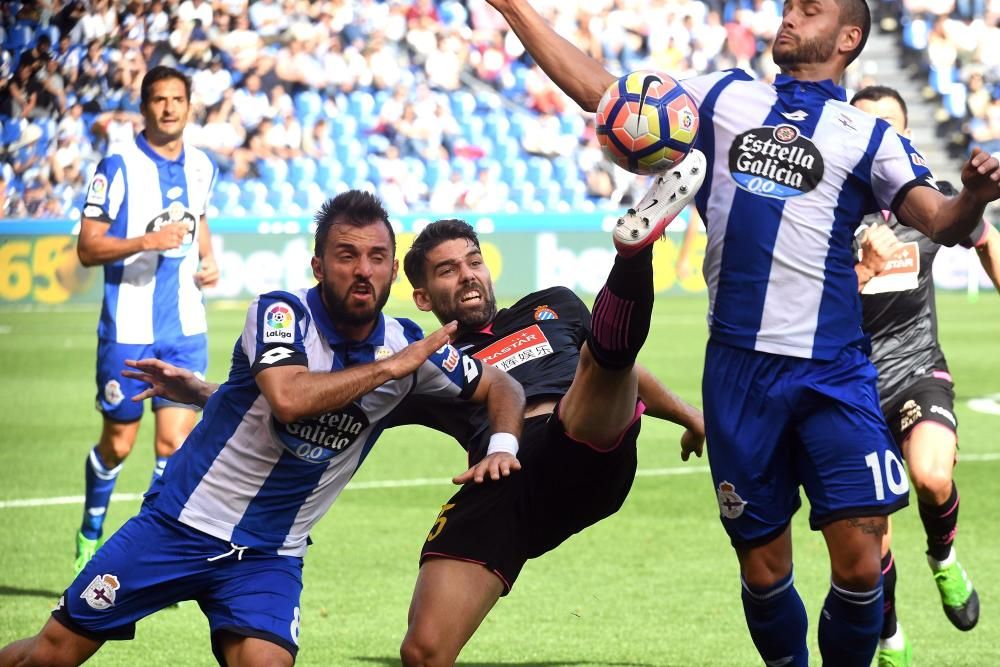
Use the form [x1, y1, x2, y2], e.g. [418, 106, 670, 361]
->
[717, 481, 747, 519]
[81, 574, 121, 610]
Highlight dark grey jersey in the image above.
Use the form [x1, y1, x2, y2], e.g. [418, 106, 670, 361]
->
[857, 196, 986, 407]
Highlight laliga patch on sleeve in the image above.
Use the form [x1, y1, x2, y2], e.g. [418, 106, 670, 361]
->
[263, 302, 295, 341]
[86, 174, 108, 206]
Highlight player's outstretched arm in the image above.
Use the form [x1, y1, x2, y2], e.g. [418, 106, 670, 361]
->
[452, 365, 525, 485]
[484, 0, 616, 112]
[122, 358, 218, 406]
[635, 365, 705, 461]
[257, 322, 458, 424]
[77, 217, 189, 266]
[975, 223, 1000, 296]
[897, 149, 1000, 246]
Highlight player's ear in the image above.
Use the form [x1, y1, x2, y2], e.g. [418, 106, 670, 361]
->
[412, 287, 433, 312]
[391, 258, 398, 284]
[311, 255, 323, 282]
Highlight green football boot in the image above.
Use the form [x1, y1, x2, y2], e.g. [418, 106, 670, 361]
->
[930, 552, 979, 631]
[74, 531, 103, 575]
[876, 627, 913, 667]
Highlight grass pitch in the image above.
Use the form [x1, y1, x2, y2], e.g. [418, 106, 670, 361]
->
[1, 293, 998, 666]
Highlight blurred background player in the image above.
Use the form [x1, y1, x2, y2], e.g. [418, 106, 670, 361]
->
[0, 191, 524, 667]
[851, 84, 1000, 667]
[395, 173, 707, 665]
[480, 0, 1000, 664]
[73, 65, 219, 573]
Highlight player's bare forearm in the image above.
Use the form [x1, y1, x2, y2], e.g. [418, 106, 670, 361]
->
[77, 218, 153, 266]
[635, 365, 701, 431]
[976, 224, 1000, 296]
[899, 150, 1000, 245]
[257, 362, 397, 424]
[487, 0, 615, 111]
[260, 323, 458, 424]
[471, 365, 525, 440]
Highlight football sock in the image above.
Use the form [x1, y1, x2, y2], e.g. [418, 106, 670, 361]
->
[880, 551, 898, 640]
[81, 445, 123, 540]
[149, 455, 168, 487]
[818, 579, 883, 667]
[919, 482, 959, 562]
[740, 571, 809, 667]
[586, 245, 654, 370]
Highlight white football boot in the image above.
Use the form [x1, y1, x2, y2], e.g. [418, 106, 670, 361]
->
[613, 148, 707, 258]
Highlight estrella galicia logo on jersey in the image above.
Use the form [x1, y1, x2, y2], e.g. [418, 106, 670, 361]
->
[275, 403, 370, 463]
[533, 305, 558, 321]
[717, 481, 747, 519]
[145, 202, 197, 259]
[264, 303, 295, 341]
[729, 124, 824, 198]
[81, 574, 121, 610]
[374, 345, 393, 361]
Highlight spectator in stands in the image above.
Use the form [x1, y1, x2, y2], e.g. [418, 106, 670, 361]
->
[232, 72, 270, 130]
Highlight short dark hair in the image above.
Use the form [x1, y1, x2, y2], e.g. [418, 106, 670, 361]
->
[850, 85, 908, 127]
[140, 66, 191, 108]
[403, 219, 480, 288]
[314, 190, 394, 256]
[837, 0, 871, 65]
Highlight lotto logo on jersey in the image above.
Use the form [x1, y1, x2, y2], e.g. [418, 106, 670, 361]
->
[729, 124, 825, 198]
[473, 325, 553, 373]
[81, 574, 121, 610]
[264, 304, 295, 341]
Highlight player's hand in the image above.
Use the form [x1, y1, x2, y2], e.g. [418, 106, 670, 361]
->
[122, 358, 207, 405]
[381, 321, 459, 380]
[680, 427, 705, 461]
[194, 254, 220, 288]
[859, 223, 902, 276]
[960, 148, 1000, 203]
[144, 222, 188, 251]
[452, 452, 522, 484]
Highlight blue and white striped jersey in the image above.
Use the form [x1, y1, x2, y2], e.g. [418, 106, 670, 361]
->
[682, 70, 934, 360]
[82, 132, 217, 344]
[149, 286, 484, 557]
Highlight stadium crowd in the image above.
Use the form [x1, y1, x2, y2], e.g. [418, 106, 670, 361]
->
[882, 0, 1000, 158]
[0, 0, 992, 220]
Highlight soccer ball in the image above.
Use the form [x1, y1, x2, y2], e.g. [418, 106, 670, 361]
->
[595, 71, 699, 175]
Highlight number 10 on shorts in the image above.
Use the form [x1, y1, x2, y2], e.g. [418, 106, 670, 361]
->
[864, 450, 909, 500]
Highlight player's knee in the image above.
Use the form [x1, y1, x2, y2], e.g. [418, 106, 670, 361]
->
[909, 465, 951, 500]
[831, 555, 882, 591]
[400, 632, 454, 667]
[154, 436, 184, 457]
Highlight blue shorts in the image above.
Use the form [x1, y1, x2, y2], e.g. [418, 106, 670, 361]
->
[95, 334, 207, 421]
[52, 503, 303, 664]
[703, 340, 910, 546]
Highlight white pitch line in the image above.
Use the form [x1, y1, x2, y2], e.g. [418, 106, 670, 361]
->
[1, 456, 997, 510]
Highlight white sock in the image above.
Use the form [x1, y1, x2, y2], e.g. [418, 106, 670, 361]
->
[879, 624, 906, 651]
[928, 547, 956, 571]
